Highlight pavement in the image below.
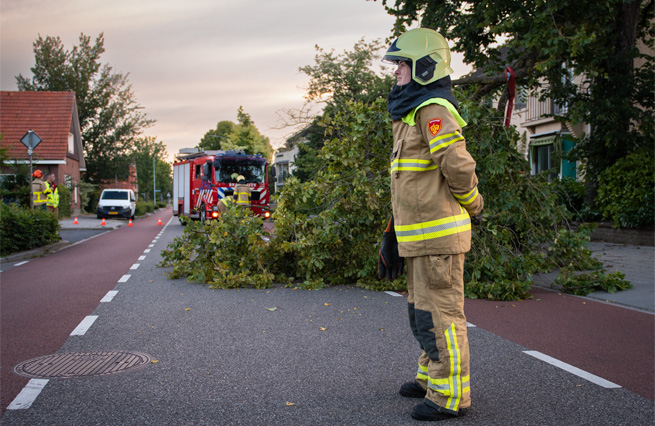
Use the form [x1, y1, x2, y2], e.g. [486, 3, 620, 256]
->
[3, 216, 653, 312]
[1, 217, 652, 425]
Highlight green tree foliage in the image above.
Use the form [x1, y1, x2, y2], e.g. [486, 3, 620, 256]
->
[132, 136, 173, 202]
[596, 149, 655, 229]
[16, 33, 155, 184]
[290, 39, 396, 181]
[197, 107, 273, 160]
[376, 0, 654, 193]
[161, 97, 621, 298]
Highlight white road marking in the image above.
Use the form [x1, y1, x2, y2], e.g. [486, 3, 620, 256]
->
[384, 291, 402, 297]
[130, 263, 140, 270]
[523, 350, 621, 388]
[139, 255, 146, 260]
[101, 291, 118, 303]
[7, 379, 49, 410]
[144, 249, 151, 253]
[467, 322, 477, 328]
[14, 261, 29, 267]
[118, 275, 131, 283]
[70, 315, 99, 336]
[148, 244, 154, 248]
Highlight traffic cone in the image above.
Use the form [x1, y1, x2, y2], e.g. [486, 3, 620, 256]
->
[128, 219, 133, 227]
[73, 217, 79, 225]
[101, 218, 106, 226]
[157, 217, 162, 226]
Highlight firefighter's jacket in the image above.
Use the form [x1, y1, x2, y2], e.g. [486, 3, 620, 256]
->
[45, 182, 59, 208]
[32, 178, 49, 206]
[390, 99, 483, 257]
[234, 183, 251, 205]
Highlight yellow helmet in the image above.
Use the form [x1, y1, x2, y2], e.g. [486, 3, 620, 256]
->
[383, 28, 453, 85]
[237, 175, 245, 182]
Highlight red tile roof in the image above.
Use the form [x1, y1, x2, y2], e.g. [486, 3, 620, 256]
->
[0, 91, 76, 161]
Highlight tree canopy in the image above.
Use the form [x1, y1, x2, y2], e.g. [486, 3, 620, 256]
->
[377, 0, 654, 189]
[198, 107, 273, 160]
[16, 33, 155, 184]
[132, 136, 172, 202]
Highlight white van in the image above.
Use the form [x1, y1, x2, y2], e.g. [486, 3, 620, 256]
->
[97, 189, 136, 220]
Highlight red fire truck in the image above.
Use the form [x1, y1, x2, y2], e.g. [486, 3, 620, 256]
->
[173, 149, 270, 222]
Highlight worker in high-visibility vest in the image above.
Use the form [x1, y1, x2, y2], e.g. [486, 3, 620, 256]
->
[379, 28, 484, 422]
[45, 173, 60, 216]
[31, 170, 48, 210]
[233, 175, 251, 205]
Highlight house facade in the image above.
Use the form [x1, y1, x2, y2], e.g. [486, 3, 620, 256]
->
[0, 91, 86, 214]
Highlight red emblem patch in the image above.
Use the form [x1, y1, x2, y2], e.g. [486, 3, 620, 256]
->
[428, 118, 442, 136]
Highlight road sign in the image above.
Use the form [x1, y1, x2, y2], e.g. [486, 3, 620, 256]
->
[20, 130, 42, 150]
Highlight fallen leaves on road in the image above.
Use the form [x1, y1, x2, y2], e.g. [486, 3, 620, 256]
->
[286, 402, 295, 406]
[184, 308, 191, 311]
[266, 307, 277, 311]
[320, 327, 327, 331]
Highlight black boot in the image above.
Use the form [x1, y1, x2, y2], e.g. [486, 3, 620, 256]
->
[411, 400, 466, 421]
[399, 381, 427, 398]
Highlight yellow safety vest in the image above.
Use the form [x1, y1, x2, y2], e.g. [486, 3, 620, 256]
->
[45, 182, 59, 208]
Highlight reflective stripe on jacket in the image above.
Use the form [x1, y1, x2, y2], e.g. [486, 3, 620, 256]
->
[390, 99, 483, 257]
[234, 184, 251, 205]
[32, 179, 49, 205]
[45, 182, 59, 208]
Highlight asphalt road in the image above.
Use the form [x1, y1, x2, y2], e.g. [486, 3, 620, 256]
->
[1, 214, 653, 425]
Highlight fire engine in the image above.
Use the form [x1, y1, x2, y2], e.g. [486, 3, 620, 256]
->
[173, 148, 270, 222]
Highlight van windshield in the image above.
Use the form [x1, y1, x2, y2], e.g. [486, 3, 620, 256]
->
[101, 191, 129, 200]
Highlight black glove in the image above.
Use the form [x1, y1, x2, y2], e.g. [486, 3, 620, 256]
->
[471, 213, 483, 226]
[378, 216, 404, 281]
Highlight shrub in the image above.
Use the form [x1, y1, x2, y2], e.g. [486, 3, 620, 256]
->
[0, 203, 60, 256]
[135, 201, 154, 217]
[596, 150, 655, 228]
[57, 185, 71, 218]
[158, 203, 274, 289]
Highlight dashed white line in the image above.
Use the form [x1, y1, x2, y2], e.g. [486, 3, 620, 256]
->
[100, 291, 118, 302]
[14, 261, 29, 266]
[130, 263, 140, 270]
[138, 255, 146, 260]
[384, 291, 403, 297]
[148, 244, 154, 248]
[70, 315, 98, 336]
[118, 274, 131, 283]
[7, 379, 49, 410]
[523, 350, 621, 388]
[144, 249, 151, 253]
[467, 322, 477, 328]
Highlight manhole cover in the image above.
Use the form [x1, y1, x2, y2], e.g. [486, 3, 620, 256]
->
[13, 351, 152, 379]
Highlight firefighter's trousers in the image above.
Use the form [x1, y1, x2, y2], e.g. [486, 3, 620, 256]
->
[406, 253, 470, 414]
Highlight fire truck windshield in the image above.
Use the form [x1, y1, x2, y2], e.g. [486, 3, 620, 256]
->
[214, 158, 266, 184]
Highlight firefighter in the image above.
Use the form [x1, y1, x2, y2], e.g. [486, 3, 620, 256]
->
[45, 173, 60, 215]
[217, 195, 231, 215]
[234, 175, 251, 205]
[31, 170, 48, 210]
[378, 28, 484, 422]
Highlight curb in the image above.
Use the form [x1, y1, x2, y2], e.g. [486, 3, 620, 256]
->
[1, 240, 71, 264]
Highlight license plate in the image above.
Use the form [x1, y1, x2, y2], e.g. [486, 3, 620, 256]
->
[109, 211, 118, 215]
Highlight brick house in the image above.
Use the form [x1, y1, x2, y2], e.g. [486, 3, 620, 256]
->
[0, 91, 86, 214]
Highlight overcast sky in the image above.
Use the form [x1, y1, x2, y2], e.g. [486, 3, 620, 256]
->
[1, 0, 467, 160]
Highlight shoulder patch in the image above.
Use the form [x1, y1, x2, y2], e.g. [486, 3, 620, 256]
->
[428, 118, 442, 136]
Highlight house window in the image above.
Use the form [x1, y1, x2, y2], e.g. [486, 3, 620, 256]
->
[68, 133, 75, 154]
[530, 136, 558, 178]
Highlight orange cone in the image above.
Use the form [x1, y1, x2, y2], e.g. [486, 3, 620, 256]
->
[128, 219, 133, 227]
[101, 218, 106, 226]
[157, 218, 162, 226]
[73, 217, 79, 225]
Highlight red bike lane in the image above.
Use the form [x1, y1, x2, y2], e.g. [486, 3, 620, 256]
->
[465, 286, 654, 400]
[0, 209, 173, 413]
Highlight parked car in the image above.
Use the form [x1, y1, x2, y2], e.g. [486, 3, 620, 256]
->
[97, 189, 136, 220]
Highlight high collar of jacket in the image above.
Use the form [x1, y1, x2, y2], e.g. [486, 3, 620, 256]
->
[387, 76, 459, 121]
